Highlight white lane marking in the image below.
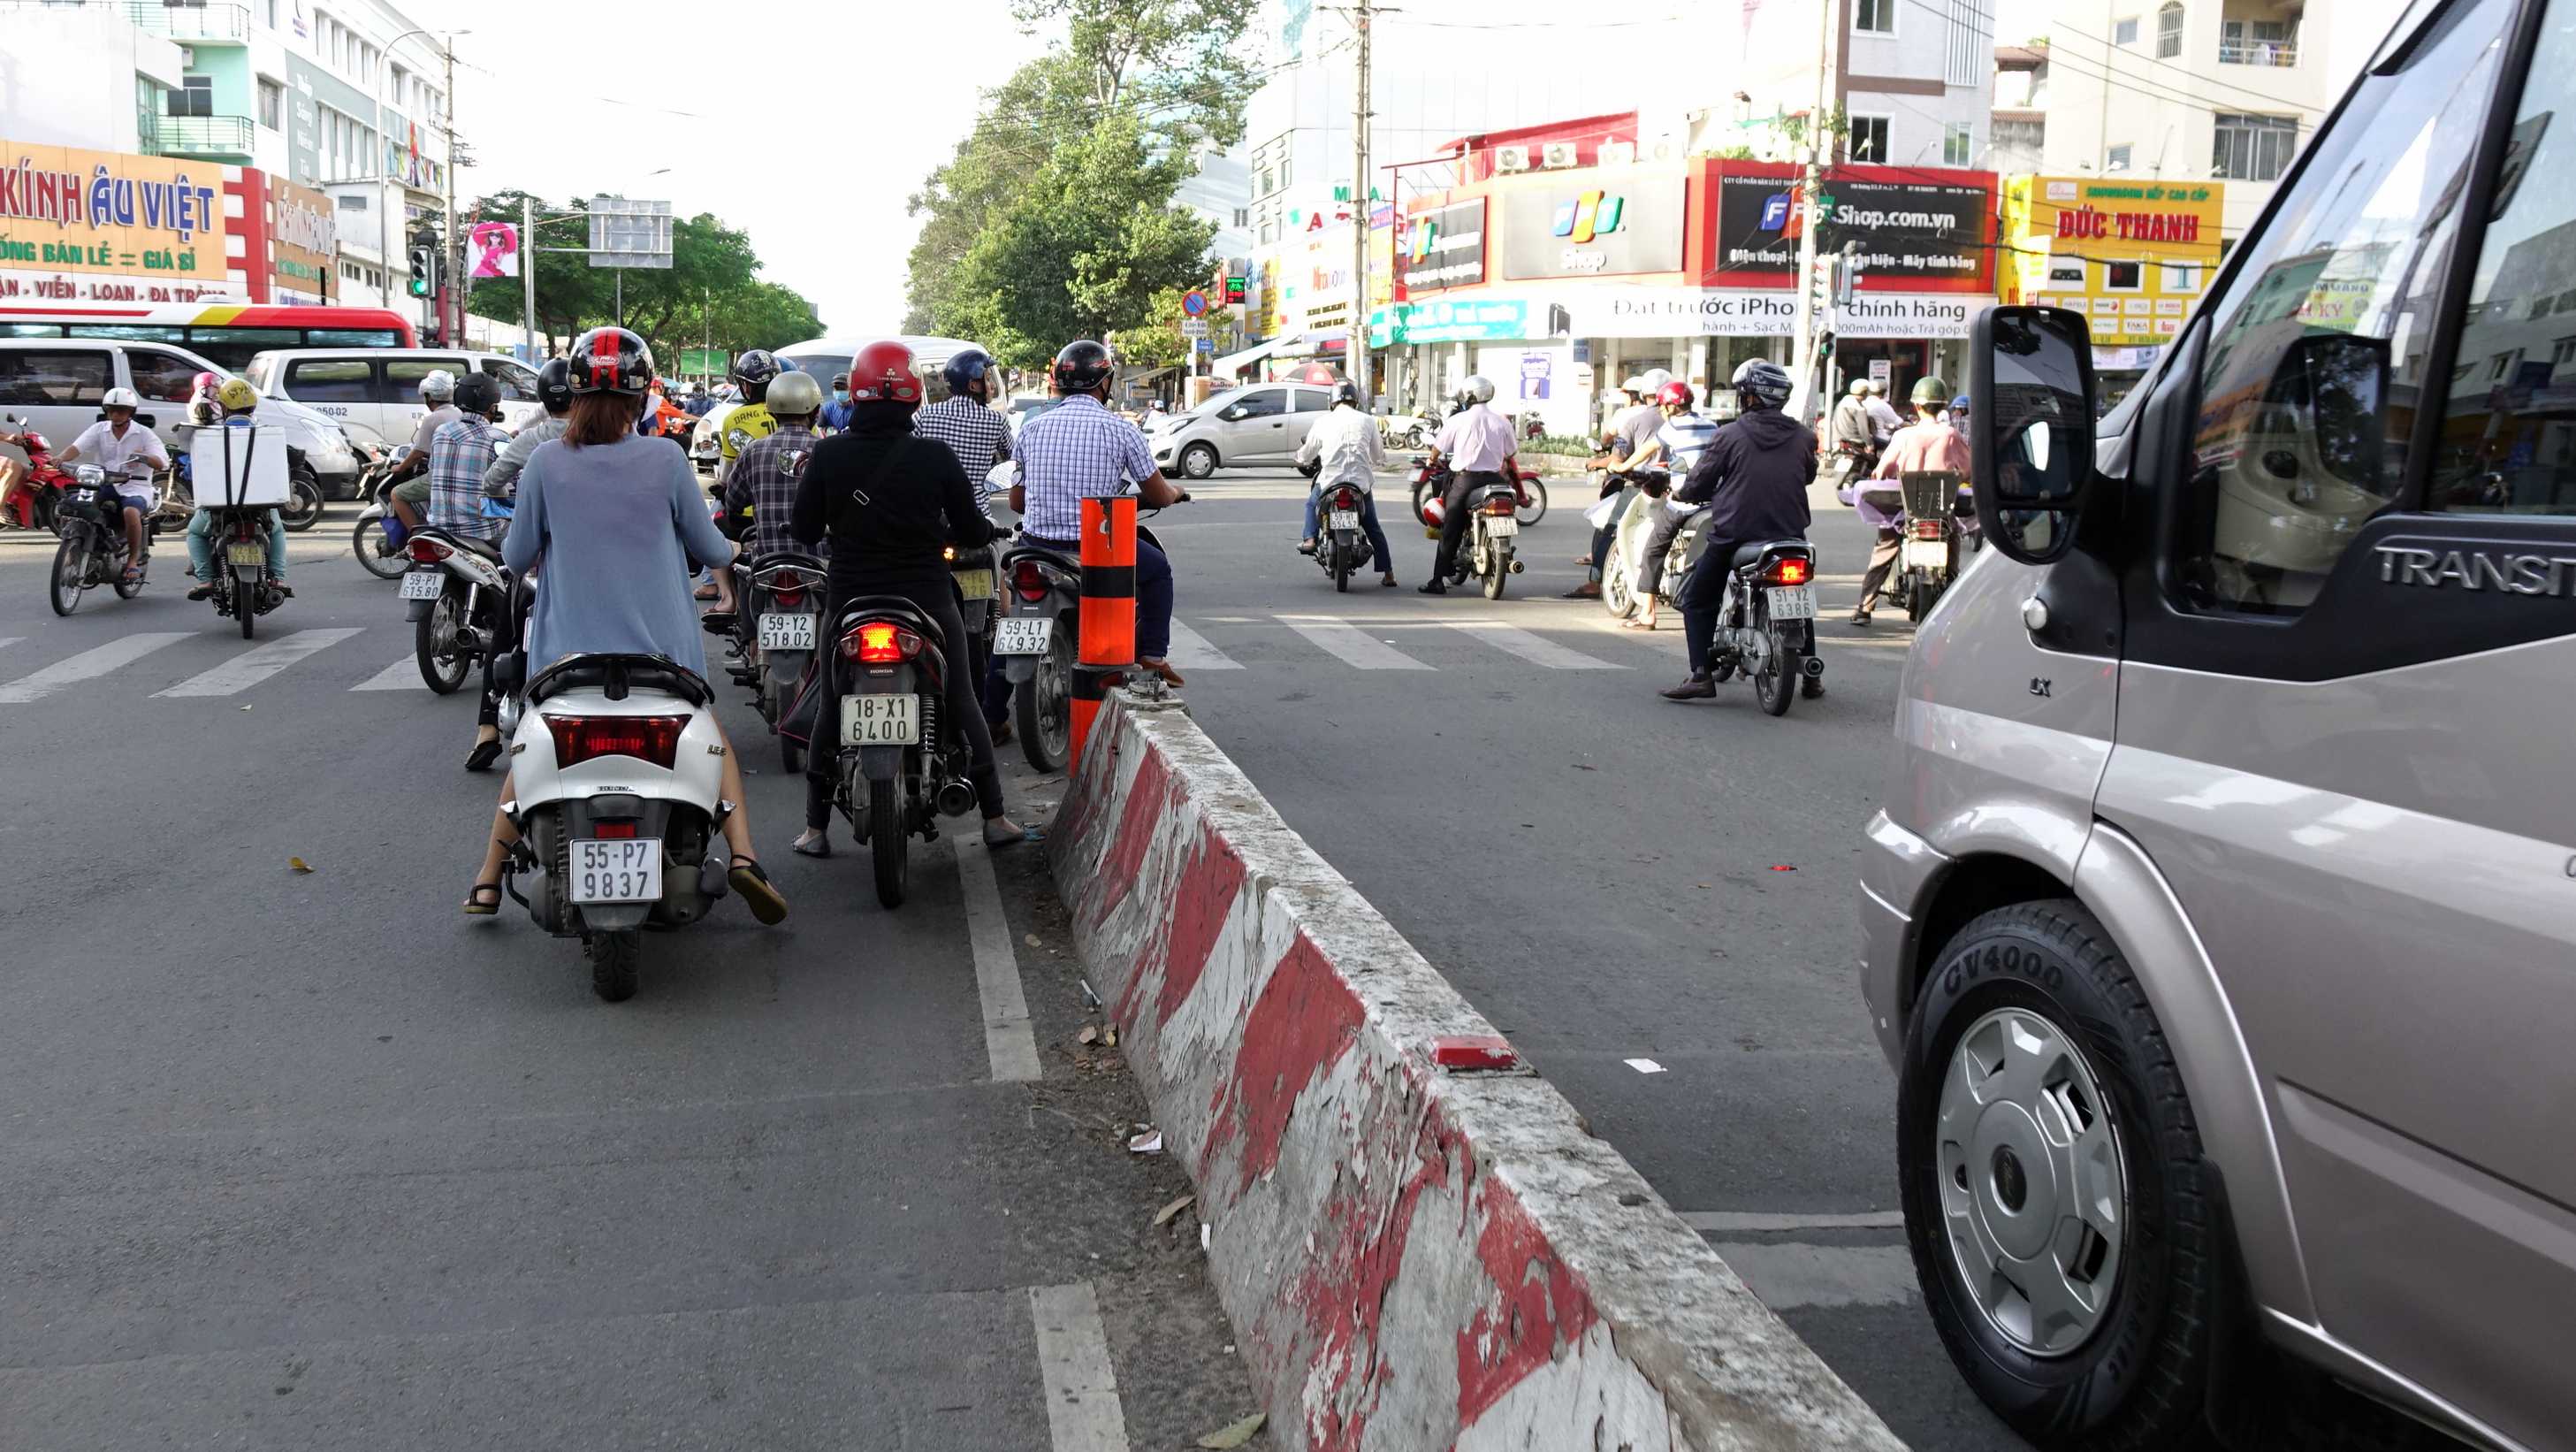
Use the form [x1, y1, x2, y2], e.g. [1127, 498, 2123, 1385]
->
[0, 637, 20, 651]
[1162, 619, 1244, 672]
[1684, 1210, 1908, 1234]
[153, 627, 366, 698]
[1449, 620, 1624, 669]
[350, 656, 422, 692]
[1276, 615, 1433, 670]
[0, 631, 189, 703]
[1028, 1282, 1130, 1451]
[1624, 1057, 1665, 1074]
[952, 836, 1041, 1083]
[1706, 1242, 1918, 1310]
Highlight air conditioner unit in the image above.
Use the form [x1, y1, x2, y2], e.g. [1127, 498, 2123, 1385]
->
[1494, 145, 1530, 173]
[1598, 141, 1637, 167]
[1542, 141, 1581, 170]
[179, 45, 196, 67]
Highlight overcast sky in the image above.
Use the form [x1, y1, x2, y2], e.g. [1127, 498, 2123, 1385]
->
[452, 0, 2048, 340]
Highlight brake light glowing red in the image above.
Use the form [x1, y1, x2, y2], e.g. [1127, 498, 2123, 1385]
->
[1481, 495, 1516, 516]
[591, 821, 637, 839]
[1913, 519, 1944, 539]
[1769, 556, 1811, 586]
[841, 621, 921, 663]
[408, 538, 453, 563]
[546, 715, 686, 769]
[1013, 561, 1048, 602]
[1333, 488, 1358, 510]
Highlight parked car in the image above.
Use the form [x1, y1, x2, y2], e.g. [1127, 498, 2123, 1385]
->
[242, 348, 547, 462]
[1146, 382, 1335, 479]
[1005, 394, 1062, 439]
[0, 337, 360, 500]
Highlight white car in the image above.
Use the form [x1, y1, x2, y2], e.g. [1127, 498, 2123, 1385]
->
[690, 402, 736, 471]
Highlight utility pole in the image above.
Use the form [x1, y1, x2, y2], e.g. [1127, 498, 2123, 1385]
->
[440, 41, 461, 346]
[1349, 0, 1373, 404]
[521, 193, 537, 359]
[1790, 0, 1835, 423]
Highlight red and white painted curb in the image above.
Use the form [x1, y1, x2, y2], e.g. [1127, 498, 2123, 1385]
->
[1049, 692, 1907, 1451]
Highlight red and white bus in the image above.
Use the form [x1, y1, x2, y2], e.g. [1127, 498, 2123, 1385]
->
[0, 302, 417, 373]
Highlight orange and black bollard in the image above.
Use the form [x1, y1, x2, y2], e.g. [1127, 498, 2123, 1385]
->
[1072, 496, 1138, 766]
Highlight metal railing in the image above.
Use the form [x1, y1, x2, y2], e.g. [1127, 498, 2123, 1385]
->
[2219, 36, 2299, 65]
[143, 114, 256, 157]
[128, 1, 253, 40]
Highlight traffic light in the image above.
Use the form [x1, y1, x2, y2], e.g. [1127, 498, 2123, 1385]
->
[406, 244, 436, 299]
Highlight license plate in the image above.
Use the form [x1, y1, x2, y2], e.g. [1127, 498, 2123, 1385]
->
[757, 613, 815, 652]
[570, 837, 663, 905]
[995, 616, 1053, 656]
[400, 569, 444, 600]
[1328, 509, 1360, 531]
[1766, 585, 1817, 620]
[1903, 539, 1950, 570]
[1481, 516, 1520, 537]
[953, 568, 995, 600]
[225, 541, 265, 567]
[841, 692, 922, 746]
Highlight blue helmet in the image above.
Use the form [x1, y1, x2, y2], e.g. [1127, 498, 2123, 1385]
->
[941, 348, 995, 398]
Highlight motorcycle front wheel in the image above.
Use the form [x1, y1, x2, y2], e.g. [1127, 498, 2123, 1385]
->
[354, 516, 407, 579]
[416, 592, 471, 694]
[48, 533, 87, 616]
[870, 777, 910, 909]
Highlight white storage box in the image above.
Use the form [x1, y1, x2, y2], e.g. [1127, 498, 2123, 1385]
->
[188, 425, 291, 508]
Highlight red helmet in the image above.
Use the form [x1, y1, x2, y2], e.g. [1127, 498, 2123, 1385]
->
[1658, 380, 1695, 409]
[190, 371, 219, 395]
[569, 326, 654, 395]
[848, 340, 922, 405]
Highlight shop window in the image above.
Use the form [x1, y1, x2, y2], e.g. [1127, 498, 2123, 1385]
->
[1848, 116, 1890, 162]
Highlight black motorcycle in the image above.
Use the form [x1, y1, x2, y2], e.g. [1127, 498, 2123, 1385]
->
[824, 595, 983, 909]
[46, 467, 153, 616]
[1693, 539, 1825, 716]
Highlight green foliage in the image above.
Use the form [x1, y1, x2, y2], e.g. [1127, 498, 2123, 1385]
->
[464, 193, 822, 363]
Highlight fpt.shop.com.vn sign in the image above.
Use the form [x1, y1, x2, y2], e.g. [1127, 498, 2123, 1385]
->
[0, 143, 230, 302]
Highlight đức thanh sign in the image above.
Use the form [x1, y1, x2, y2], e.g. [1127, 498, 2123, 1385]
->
[0, 142, 230, 302]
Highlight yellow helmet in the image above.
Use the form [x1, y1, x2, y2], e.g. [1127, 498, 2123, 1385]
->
[216, 378, 260, 415]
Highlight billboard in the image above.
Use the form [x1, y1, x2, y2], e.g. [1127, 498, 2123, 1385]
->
[2000, 175, 2225, 347]
[269, 175, 336, 302]
[1395, 198, 1489, 294]
[589, 196, 673, 270]
[1707, 162, 1996, 294]
[0, 142, 232, 303]
[1499, 172, 1686, 281]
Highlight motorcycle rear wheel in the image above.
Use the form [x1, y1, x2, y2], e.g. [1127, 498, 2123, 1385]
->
[588, 930, 640, 1003]
[416, 592, 470, 694]
[278, 468, 324, 532]
[1756, 623, 1796, 717]
[233, 572, 256, 639]
[48, 534, 86, 616]
[1017, 630, 1072, 774]
[870, 777, 910, 909]
[354, 516, 407, 578]
[1516, 478, 1548, 526]
[1908, 578, 1937, 623]
[1330, 537, 1352, 592]
[1482, 542, 1511, 600]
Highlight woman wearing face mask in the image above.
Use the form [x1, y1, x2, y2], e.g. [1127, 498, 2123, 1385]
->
[819, 373, 855, 433]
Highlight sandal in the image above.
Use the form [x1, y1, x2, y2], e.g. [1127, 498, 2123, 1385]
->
[790, 829, 830, 860]
[464, 735, 504, 773]
[462, 883, 503, 916]
[984, 822, 1046, 849]
[729, 856, 789, 924]
[1622, 618, 1658, 630]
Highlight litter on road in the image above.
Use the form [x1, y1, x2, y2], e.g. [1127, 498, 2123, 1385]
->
[1624, 1058, 1665, 1074]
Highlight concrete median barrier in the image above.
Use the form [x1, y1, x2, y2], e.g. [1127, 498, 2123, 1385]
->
[1049, 690, 1907, 1451]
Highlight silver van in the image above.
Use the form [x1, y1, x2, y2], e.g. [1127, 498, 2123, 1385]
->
[1147, 381, 1333, 479]
[0, 338, 359, 498]
[243, 348, 545, 457]
[1860, 4, 2573, 1448]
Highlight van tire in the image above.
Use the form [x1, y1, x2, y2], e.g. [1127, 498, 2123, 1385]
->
[1899, 898, 2218, 1452]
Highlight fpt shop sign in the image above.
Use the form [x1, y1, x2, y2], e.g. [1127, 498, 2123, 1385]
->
[1499, 173, 1685, 281]
[1395, 198, 1487, 294]
[0, 143, 229, 302]
[1711, 164, 1996, 293]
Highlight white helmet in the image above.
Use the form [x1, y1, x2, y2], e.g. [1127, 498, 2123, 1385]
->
[1640, 368, 1673, 394]
[1620, 375, 1646, 395]
[101, 386, 141, 410]
[1461, 375, 1496, 404]
[419, 369, 457, 401]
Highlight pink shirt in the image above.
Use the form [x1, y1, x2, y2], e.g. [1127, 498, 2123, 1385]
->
[1873, 420, 1970, 479]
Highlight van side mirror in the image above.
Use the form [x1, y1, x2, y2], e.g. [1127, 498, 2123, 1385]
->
[2271, 332, 2389, 490]
[1970, 305, 2098, 564]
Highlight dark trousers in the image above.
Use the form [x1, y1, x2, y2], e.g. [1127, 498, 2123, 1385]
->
[1680, 536, 1743, 677]
[1857, 526, 1902, 614]
[1019, 532, 1174, 661]
[1433, 470, 1503, 579]
[806, 580, 1005, 829]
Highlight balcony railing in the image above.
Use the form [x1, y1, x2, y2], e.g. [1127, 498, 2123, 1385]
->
[144, 114, 256, 159]
[129, 1, 253, 41]
[2219, 36, 2299, 65]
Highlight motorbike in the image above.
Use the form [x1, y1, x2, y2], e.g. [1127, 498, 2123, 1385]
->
[177, 424, 322, 534]
[1410, 455, 1548, 528]
[996, 496, 1182, 774]
[821, 596, 987, 909]
[4, 413, 74, 534]
[1414, 460, 1524, 600]
[1893, 469, 1977, 622]
[1381, 413, 1433, 451]
[497, 653, 733, 1002]
[403, 524, 512, 694]
[1688, 539, 1825, 716]
[46, 465, 156, 615]
[351, 444, 410, 580]
[1299, 457, 1376, 592]
[200, 505, 285, 638]
[1597, 478, 1711, 622]
[725, 550, 827, 773]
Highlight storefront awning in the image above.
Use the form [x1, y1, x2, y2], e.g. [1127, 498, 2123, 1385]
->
[1212, 337, 1283, 374]
[1272, 328, 1349, 360]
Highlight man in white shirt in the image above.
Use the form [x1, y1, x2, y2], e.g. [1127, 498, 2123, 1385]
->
[1863, 382, 1904, 442]
[1420, 375, 1518, 594]
[58, 386, 171, 584]
[1293, 381, 1399, 587]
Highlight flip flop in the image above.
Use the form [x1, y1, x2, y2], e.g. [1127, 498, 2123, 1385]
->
[729, 858, 789, 924]
[462, 883, 503, 916]
[1621, 618, 1658, 630]
[464, 736, 504, 773]
[985, 825, 1046, 849]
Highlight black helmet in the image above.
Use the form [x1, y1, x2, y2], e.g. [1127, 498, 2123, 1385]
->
[1731, 358, 1794, 411]
[1331, 380, 1360, 409]
[569, 326, 654, 395]
[941, 348, 996, 399]
[453, 371, 502, 417]
[535, 358, 573, 414]
[731, 348, 781, 401]
[1051, 340, 1114, 395]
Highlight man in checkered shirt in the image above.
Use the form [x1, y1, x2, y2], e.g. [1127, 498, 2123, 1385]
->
[911, 348, 1010, 518]
[425, 374, 509, 547]
[725, 371, 826, 562]
[1010, 340, 1185, 685]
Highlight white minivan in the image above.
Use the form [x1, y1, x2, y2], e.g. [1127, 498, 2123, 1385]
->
[243, 348, 546, 455]
[0, 337, 360, 497]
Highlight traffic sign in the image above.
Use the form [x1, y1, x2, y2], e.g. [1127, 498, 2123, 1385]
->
[1180, 317, 1210, 338]
[1194, 336, 1214, 355]
[1182, 290, 1209, 317]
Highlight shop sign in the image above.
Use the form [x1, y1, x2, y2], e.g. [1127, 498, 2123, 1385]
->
[270, 176, 335, 300]
[1395, 198, 1488, 294]
[1832, 293, 1984, 339]
[1561, 286, 1800, 337]
[1499, 173, 1684, 281]
[0, 141, 229, 302]
[2011, 176, 2223, 265]
[1711, 163, 1996, 293]
[1370, 296, 1531, 346]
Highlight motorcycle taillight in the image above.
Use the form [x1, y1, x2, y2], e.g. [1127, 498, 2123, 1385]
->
[841, 620, 922, 664]
[1912, 519, 1944, 539]
[1764, 555, 1813, 586]
[771, 585, 805, 609]
[1481, 495, 1516, 516]
[408, 538, 453, 564]
[1013, 561, 1048, 602]
[547, 714, 686, 769]
[1333, 488, 1359, 511]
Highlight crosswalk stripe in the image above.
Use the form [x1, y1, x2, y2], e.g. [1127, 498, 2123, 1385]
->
[0, 637, 21, 651]
[0, 631, 190, 703]
[152, 627, 366, 699]
[1275, 615, 1433, 670]
[350, 655, 423, 692]
[1444, 621, 1624, 670]
[1162, 619, 1243, 672]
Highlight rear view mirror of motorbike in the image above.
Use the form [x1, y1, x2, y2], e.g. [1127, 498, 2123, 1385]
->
[1970, 305, 2096, 566]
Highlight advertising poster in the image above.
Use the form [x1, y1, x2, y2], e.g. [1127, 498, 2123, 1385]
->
[1499, 172, 1686, 281]
[0, 141, 231, 302]
[269, 176, 336, 302]
[1709, 161, 1997, 294]
[1395, 198, 1489, 294]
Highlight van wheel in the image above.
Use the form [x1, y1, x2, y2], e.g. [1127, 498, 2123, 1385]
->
[1899, 899, 2216, 1451]
[1178, 443, 1217, 480]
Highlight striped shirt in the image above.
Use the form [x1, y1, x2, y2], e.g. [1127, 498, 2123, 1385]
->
[427, 416, 508, 540]
[912, 394, 1011, 496]
[725, 423, 823, 561]
[1012, 394, 1154, 542]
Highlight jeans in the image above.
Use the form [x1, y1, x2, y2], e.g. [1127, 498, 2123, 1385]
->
[1680, 536, 1743, 677]
[1020, 533, 1173, 661]
[807, 580, 1005, 829]
[187, 508, 286, 581]
[1302, 484, 1393, 572]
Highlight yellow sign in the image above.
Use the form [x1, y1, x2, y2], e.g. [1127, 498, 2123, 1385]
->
[2000, 175, 2226, 348]
[0, 141, 231, 302]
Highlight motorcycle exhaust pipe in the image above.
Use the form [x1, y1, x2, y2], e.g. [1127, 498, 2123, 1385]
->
[1802, 656, 1826, 679]
[934, 778, 979, 818]
[1508, 558, 1525, 573]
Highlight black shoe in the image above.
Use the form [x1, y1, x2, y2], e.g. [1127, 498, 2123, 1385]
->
[186, 581, 217, 600]
[464, 736, 503, 773]
[1659, 674, 1717, 700]
[1417, 580, 1447, 595]
[1561, 583, 1601, 600]
[1801, 677, 1825, 699]
[1849, 609, 1871, 627]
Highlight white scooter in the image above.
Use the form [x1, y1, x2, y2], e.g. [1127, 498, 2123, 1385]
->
[497, 652, 732, 1002]
[1598, 481, 1705, 621]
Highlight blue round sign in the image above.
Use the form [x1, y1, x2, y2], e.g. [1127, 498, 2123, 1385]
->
[1182, 290, 1209, 317]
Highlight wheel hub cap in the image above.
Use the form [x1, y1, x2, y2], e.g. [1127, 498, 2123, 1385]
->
[1933, 1005, 2127, 1356]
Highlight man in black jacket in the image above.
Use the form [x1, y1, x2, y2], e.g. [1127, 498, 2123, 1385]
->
[1660, 359, 1817, 700]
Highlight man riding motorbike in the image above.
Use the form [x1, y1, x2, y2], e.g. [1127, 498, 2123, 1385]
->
[1828, 378, 1880, 485]
[384, 369, 461, 533]
[819, 373, 856, 433]
[1569, 376, 1666, 600]
[484, 357, 573, 499]
[1627, 381, 1721, 631]
[1419, 375, 1516, 595]
[726, 368, 824, 561]
[911, 348, 1015, 734]
[1658, 359, 1816, 701]
[57, 386, 171, 585]
[1848, 375, 1973, 627]
[426, 373, 516, 770]
[183, 378, 288, 602]
[1294, 380, 1399, 588]
[717, 348, 783, 486]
